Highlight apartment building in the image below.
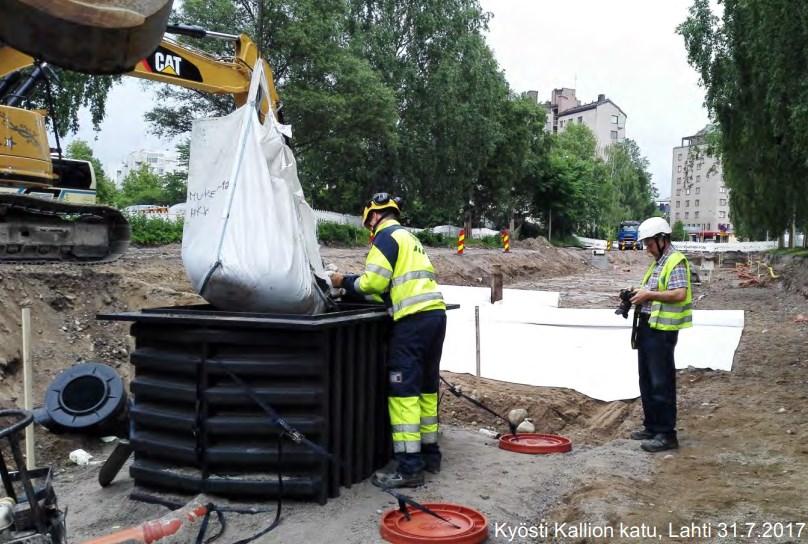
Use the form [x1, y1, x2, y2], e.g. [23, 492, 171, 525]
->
[115, 149, 184, 186]
[533, 87, 627, 156]
[670, 127, 732, 240]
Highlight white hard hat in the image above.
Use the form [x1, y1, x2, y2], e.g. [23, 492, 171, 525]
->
[637, 217, 672, 241]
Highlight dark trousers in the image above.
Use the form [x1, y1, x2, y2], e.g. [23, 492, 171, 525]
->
[388, 309, 446, 474]
[637, 320, 678, 435]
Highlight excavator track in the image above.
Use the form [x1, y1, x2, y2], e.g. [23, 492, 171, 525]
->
[0, 194, 130, 264]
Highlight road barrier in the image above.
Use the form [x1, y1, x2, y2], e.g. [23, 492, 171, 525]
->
[457, 230, 465, 255]
[501, 229, 510, 253]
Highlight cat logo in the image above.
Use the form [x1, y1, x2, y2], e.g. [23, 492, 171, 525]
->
[154, 52, 182, 75]
[138, 46, 203, 82]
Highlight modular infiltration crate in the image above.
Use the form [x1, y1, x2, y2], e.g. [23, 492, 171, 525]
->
[100, 304, 392, 505]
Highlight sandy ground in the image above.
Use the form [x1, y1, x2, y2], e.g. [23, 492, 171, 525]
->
[1, 244, 807, 542]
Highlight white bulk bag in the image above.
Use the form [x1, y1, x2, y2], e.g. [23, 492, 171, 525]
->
[182, 60, 330, 314]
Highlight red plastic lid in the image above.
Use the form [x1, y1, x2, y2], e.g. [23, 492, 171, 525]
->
[498, 433, 572, 454]
[380, 502, 488, 544]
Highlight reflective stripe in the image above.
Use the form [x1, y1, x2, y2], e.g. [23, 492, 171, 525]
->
[659, 302, 692, 314]
[391, 292, 444, 315]
[393, 440, 421, 453]
[392, 424, 421, 434]
[655, 315, 693, 326]
[420, 416, 438, 425]
[391, 270, 435, 287]
[365, 263, 392, 279]
[353, 277, 362, 293]
[420, 432, 438, 444]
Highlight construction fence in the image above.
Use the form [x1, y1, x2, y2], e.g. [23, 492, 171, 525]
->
[576, 236, 778, 253]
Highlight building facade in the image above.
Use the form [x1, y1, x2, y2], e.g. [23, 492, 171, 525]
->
[670, 127, 732, 240]
[115, 149, 183, 186]
[534, 88, 627, 156]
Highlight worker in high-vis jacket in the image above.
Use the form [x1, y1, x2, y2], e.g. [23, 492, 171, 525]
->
[628, 216, 692, 453]
[330, 193, 446, 488]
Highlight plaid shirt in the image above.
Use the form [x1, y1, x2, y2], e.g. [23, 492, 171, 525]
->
[640, 245, 688, 314]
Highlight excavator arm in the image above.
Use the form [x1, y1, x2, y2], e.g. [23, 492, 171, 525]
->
[0, 24, 280, 115]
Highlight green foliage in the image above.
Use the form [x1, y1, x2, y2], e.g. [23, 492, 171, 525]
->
[161, 171, 188, 205]
[465, 235, 502, 249]
[317, 222, 368, 246]
[128, 215, 184, 246]
[678, 0, 808, 243]
[549, 234, 584, 248]
[768, 248, 808, 257]
[65, 139, 119, 205]
[116, 165, 166, 207]
[47, 1, 660, 240]
[415, 230, 452, 248]
[672, 220, 688, 242]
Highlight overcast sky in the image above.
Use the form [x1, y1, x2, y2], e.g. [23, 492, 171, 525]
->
[65, 0, 709, 198]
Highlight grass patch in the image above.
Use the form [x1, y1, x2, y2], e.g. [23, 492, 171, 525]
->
[549, 234, 584, 248]
[318, 222, 368, 247]
[769, 247, 808, 257]
[128, 215, 184, 246]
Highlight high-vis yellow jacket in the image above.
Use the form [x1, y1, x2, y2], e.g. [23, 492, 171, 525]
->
[343, 219, 445, 320]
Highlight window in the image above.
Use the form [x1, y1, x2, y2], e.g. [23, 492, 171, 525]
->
[676, 201, 680, 208]
[675, 212, 680, 220]
[720, 198, 727, 206]
[685, 200, 690, 207]
[695, 199, 700, 207]
[685, 212, 690, 219]
[677, 153, 682, 161]
[695, 187, 700, 194]
[147, 156, 158, 164]
[719, 211, 726, 218]
[697, 161, 703, 170]
[677, 177, 682, 185]
[559, 120, 564, 128]
[720, 186, 727, 193]
[578, 116, 583, 123]
[611, 114, 619, 124]
[695, 211, 700, 219]
[610, 130, 618, 140]
[696, 175, 701, 183]
[677, 165, 682, 173]
[676, 189, 681, 196]
[685, 189, 691, 195]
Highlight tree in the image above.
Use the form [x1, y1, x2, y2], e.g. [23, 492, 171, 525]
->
[678, 0, 808, 245]
[160, 171, 187, 205]
[604, 139, 657, 225]
[672, 220, 687, 242]
[117, 165, 166, 207]
[65, 140, 118, 205]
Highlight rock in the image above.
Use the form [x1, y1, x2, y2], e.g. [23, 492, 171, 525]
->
[663, 454, 674, 460]
[777, 407, 787, 413]
[508, 408, 528, 426]
[516, 419, 535, 433]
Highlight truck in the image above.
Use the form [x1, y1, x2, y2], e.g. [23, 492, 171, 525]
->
[616, 220, 641, 249]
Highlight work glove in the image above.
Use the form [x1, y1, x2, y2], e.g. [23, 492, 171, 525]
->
[324, 270, 346, 298]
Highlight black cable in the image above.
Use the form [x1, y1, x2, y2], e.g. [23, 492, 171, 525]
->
[439, 375, 517, 435]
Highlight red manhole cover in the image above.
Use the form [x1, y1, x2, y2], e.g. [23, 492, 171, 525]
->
[380, 502, 488, 544]
[498, 433, 572, 454]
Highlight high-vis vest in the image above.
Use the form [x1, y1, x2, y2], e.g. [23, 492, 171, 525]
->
[351, 219, 445, 320]
[641, 251, 693, 331]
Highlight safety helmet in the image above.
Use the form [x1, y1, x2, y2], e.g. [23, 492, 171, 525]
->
[637, 216, 672, 241]
[362, 192, 401, 227]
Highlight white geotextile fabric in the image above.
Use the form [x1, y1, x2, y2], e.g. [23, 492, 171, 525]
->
[440, 286, 743, 402]
[182, 61, 328, 314]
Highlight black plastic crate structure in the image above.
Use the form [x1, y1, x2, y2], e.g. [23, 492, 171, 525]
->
[99, 304, 392, 505]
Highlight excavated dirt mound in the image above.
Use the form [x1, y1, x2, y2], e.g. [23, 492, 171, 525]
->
[324, 245, 591, 286]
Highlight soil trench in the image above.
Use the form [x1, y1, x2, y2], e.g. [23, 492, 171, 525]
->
[0, 244, 805, 542]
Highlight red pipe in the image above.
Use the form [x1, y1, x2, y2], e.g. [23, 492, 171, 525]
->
[80, 502, 208, 544]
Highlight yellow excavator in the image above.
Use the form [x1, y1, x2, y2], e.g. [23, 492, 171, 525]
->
[0, 23, 279, 262]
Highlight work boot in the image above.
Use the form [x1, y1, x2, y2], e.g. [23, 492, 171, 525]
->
[371, 469, 424, 489]
[422, 444, 442, 474]
[641, 433, 679, 453]
[424, 458, 441, 474]
[630, 428, 654, 441]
